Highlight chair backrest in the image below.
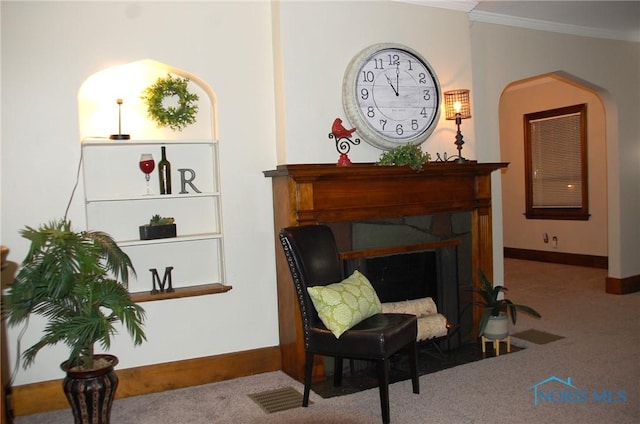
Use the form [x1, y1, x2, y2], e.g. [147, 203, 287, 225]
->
[279, 225, 343, 335]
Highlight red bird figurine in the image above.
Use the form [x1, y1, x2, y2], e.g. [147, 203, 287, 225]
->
[332, 118, 356, 139]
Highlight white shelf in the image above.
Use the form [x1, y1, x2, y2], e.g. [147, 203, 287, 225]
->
[86, 192, 221, 203]
[82, 138, 217, 146]
[118, 233, 223, 247]
[82, 139, 228, 300]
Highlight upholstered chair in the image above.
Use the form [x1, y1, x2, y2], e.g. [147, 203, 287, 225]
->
[279, 225, 420, 424]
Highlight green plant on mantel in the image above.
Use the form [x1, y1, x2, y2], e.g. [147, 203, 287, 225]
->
[376, 144, 431, 171]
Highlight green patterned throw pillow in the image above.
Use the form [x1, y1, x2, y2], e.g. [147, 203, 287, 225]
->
[307, 270, 382, 338]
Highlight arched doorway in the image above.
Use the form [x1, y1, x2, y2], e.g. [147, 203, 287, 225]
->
[499, 72, 614, 279]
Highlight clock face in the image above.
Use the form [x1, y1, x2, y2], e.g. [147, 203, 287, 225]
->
[343, 43, 441, 151]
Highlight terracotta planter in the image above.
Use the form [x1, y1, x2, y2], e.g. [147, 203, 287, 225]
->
[483, 313, 509, 339]
[61, 354, 119, 424]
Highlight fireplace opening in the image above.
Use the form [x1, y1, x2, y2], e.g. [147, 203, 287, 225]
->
[327, 211, 474, 349]
[364, 251, 437, 303]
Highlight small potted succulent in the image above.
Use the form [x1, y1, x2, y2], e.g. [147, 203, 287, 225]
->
[470, 270, 542, 339]
[139, 214, 176, 240]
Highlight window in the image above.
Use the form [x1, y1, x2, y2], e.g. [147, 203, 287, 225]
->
[524, 104, 589, 220]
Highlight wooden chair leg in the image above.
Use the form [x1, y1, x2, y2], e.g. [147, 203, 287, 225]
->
[409, 341, 420, 394]
[303, 351, 314, 407]
[333, 357, 343, 386]
[377, 359, 390, 424]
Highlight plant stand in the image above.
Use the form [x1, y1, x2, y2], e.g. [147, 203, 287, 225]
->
[481, 335, 511, 356]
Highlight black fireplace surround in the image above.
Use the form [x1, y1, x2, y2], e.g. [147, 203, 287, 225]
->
[329, 212, 474, 348]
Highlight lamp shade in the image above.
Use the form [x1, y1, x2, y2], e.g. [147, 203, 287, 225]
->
[444, 89, 471, 120]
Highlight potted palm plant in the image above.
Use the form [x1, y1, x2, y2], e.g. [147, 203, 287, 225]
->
[2, 219, 146, 424]
[470, 270, 541, 339]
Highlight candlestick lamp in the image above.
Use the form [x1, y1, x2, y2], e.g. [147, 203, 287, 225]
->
[109, 98, 130, 140]
[443, 89, 471, 163]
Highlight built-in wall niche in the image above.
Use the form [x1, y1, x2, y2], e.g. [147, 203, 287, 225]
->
[78, 59, 217, 141]
[79, 61, 230, 301]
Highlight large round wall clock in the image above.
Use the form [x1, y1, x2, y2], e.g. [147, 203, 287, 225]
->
[342, 43, 441, 151]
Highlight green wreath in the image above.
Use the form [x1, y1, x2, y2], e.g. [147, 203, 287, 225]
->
[141, 74, 199, 131]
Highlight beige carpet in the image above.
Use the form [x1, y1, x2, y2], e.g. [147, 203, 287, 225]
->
[15, 259, 640, 424]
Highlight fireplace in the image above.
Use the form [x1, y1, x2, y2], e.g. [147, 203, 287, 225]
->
[329, 212, 474, 350]
[360, 251, 438, 302]
[265, 162, 507, 381]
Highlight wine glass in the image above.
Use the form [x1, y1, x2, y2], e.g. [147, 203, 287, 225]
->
[139, 153, 155, 195]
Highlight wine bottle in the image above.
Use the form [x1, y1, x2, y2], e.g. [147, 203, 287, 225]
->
[158, 146, 172, 194]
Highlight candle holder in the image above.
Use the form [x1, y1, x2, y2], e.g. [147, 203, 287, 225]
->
[110, 98, 130, 140]
[443, 89, 471, 163]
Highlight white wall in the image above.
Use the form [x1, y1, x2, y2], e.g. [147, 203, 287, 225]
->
[470, 22, 640, 279]
[1, 1, 280, 385]
[275, 1, 475, 165]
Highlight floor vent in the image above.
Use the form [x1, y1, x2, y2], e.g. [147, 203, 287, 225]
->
[248, 386, 310, 414]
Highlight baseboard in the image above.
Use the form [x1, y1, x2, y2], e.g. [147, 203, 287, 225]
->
[12, 345, 281, 417]
[606, 275, 640, 295]
[504, 247, 608, 269]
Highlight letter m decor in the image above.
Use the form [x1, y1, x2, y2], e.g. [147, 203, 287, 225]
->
[149, 266, 175, 294]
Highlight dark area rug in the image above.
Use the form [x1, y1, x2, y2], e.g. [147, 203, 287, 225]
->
[313, 340, 523, 398]
[511, 328, 564, 344]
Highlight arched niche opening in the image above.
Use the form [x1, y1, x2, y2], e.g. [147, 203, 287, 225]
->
[78, 59, 218, 141]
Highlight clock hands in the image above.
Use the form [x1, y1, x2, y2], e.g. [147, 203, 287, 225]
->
[396, 64, 400, 95]
[385, 73, 399, 97]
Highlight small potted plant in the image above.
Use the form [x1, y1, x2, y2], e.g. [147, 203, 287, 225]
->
[2, 219, 146, 424]
[376, 144, 431, 171]
[139, 214, 176, 240]
[470, 270, 542, 339]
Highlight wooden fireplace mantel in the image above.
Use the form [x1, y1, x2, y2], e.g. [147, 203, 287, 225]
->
[264, 162, 508, 381]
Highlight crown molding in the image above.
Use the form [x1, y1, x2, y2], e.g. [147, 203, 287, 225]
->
[398, 0, 478, 13]
[468, 9, 639, 43]
[396, 1, 639, 42]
